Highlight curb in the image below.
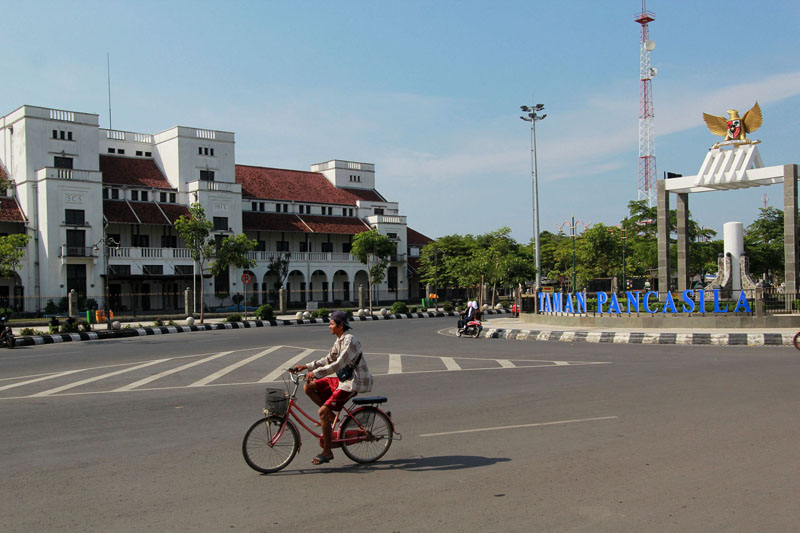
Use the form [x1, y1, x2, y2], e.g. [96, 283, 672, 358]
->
[14, 309, 510, 347]
[483, 328, 794, 347]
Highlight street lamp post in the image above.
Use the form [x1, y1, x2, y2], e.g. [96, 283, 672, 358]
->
[520, 101, 547, 296]
[93, 234, 119, 329]
[558, 216, 588, 292]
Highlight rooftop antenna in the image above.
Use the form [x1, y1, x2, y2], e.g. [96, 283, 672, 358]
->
[107, 52, 112, 130]
[763, 193, 768, 209]
[635, 1, 657, 207]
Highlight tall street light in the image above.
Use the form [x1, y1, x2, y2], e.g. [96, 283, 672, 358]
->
[558, 216, 589, 292]
[521, 101, 546, 295]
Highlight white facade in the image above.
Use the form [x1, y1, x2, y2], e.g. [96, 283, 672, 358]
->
[0, 105, 424, 314]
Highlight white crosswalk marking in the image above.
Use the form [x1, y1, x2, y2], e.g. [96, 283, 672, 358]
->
[0, 369, 87, 392]
[258, 348, 317, 383]
[441, 357, 462, 371]
[32, 359, 170, 397]
[497, 359, 516, 368]
[113, 351, 234, 392]
[387, 354, 403, 374]
[188, 346, 284, 387]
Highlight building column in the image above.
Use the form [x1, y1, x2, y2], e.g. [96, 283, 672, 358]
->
[657, 180, 671, 297]
[676, 192, 690, 291]
[783, 164, 798, 295]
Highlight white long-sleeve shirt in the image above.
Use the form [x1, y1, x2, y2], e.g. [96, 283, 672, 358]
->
[307, 332, 373, 393]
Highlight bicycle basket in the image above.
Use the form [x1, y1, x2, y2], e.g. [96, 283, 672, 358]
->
[265, 387, 288, 417]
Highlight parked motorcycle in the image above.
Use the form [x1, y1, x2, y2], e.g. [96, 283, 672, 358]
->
[457, 319, 482, 338]
[0, 317, 14, 349]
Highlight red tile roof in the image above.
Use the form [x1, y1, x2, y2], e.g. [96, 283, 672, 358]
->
[159, 204, 191, 224]
[100, 155, 172, 189]
[130, 202, 171, 225]
[236, 165, 384, 205]
[0, 197, 25, 222]
[407, 227, 432, 246]
[243, 212, 310, 233]
[299, 215, 371, 235]
[103, 200, 139, 224]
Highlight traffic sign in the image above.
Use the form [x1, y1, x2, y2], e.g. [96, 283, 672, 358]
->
[241, 272, 253, 285]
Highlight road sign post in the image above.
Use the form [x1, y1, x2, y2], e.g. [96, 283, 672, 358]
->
[241, 272, 253, 320]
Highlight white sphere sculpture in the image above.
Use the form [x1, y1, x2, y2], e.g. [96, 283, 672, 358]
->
[186, 317, 195, 326]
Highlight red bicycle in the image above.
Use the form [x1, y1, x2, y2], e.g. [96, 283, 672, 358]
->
[242, 370, 398, 474]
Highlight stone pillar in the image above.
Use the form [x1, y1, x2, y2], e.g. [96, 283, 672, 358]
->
[279, 288, 287, 314]
[184, 287, 191, 317]
[358, 285, 365, 310]
[657, 180, 671, 298]
[68, 289, 78, 317]
[784, 164, 798, 296]
[676, 192, 690, 291]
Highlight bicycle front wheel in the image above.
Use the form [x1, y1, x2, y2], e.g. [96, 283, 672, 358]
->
[340, 407, 393, 463]
[242, 416, 299, 474]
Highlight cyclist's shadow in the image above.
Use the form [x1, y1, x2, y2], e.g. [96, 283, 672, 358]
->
[289, 455, 510, 475]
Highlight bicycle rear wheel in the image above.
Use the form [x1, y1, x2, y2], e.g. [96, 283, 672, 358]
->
[793, 332, 800, 350]
[340, 407, 393, 463]
[242, 416, 299, 474]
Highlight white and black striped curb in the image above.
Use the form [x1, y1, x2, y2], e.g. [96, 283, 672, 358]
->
[14, 309, 510, 347]
[483, 328, 793, 346]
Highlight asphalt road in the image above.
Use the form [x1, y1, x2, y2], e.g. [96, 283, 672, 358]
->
[1, 318, 799, 531]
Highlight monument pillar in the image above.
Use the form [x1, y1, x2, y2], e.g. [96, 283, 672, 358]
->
[783, 164, 799, 295]
[676, 192, 690, 291]
[657, 180, 671, 296]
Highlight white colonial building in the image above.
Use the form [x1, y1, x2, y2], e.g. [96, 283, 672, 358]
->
[0, 105, 430, 315]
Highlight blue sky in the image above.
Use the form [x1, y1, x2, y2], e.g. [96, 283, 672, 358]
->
[3, 0, 800, 243]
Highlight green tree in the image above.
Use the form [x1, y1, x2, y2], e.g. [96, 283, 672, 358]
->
[266, 253, 291, 302]
[745, 206, 784, 280]
[211, 233, 257, 276]
[175, 203, 215, 323]
[0, 233, 30, 278]
[351, 229, 394, 313]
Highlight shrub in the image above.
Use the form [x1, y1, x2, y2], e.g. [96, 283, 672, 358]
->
[255, 304, 274, 320]
[79, 321, 91, 332]
[390, 302, 409, 315]
[313, 308, 330, 319]
[49, 324, 59, 334]
[60, 320, 80, 333]
[409, 306, 417, 313]
[20, 327, 38, 336]
[153, 318, 164, 327]
[167, 320, 176, 326]
[0, 307, 13, 319]
[45, 299, 58, 315]
[226, 314, 243, 322]
[443, 304, 452, 312]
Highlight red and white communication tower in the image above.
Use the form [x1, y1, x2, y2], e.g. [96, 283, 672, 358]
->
[635, 3, 657, 207]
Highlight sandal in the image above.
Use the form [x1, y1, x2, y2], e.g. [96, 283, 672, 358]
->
[312, 453, 333, 465]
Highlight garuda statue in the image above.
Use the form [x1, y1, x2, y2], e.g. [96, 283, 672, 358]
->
[703, 102, 762, 146]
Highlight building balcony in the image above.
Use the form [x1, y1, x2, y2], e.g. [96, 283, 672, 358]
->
[109, 247, 194, 259]
[186, 180, 241, 194]
[246, 251, 363, 264]
[59, 245, 98, 258]
[37, 167, 103, 183]
[366, 214, 407, 225]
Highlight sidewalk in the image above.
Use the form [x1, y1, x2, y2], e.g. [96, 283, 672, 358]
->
[480, 315, 797, 346]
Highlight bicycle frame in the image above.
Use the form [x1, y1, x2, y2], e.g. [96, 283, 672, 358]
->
[267, 372, 393, 449]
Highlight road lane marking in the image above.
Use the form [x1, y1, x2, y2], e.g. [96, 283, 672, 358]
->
[0, 369, 88, 391]
[441, 357, 461, 371]
[32, 359, 170, 396]
[387, 354, 403, 374]
[419, 416, 619, 437]
[113, 351, 234, 391]
[258, 348, 318, 383]
[188, 346, 284, 387]
[497, 359, 516, 368]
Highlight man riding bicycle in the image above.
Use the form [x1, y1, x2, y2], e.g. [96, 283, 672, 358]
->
[292, 310, 373, 465]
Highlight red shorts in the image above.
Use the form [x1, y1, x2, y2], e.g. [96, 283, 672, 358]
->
[314, 376, 356, 411]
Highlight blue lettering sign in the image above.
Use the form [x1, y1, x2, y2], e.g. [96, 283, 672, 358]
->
[552, 293, 563, 313]
[626, 291, 640, 313]
[698, 289, 706, 313]
[643, 291, 658, 313]
[733, 291, 752, 313]
[713, 289, 728, 313]
[681, 290, 695, 313]
[662, 291, 678, 313]
[576, 292, 587, 313]
[608, 293, 621, 314]
[597, 292, 608, 313]
[564, 293, 575, 314]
